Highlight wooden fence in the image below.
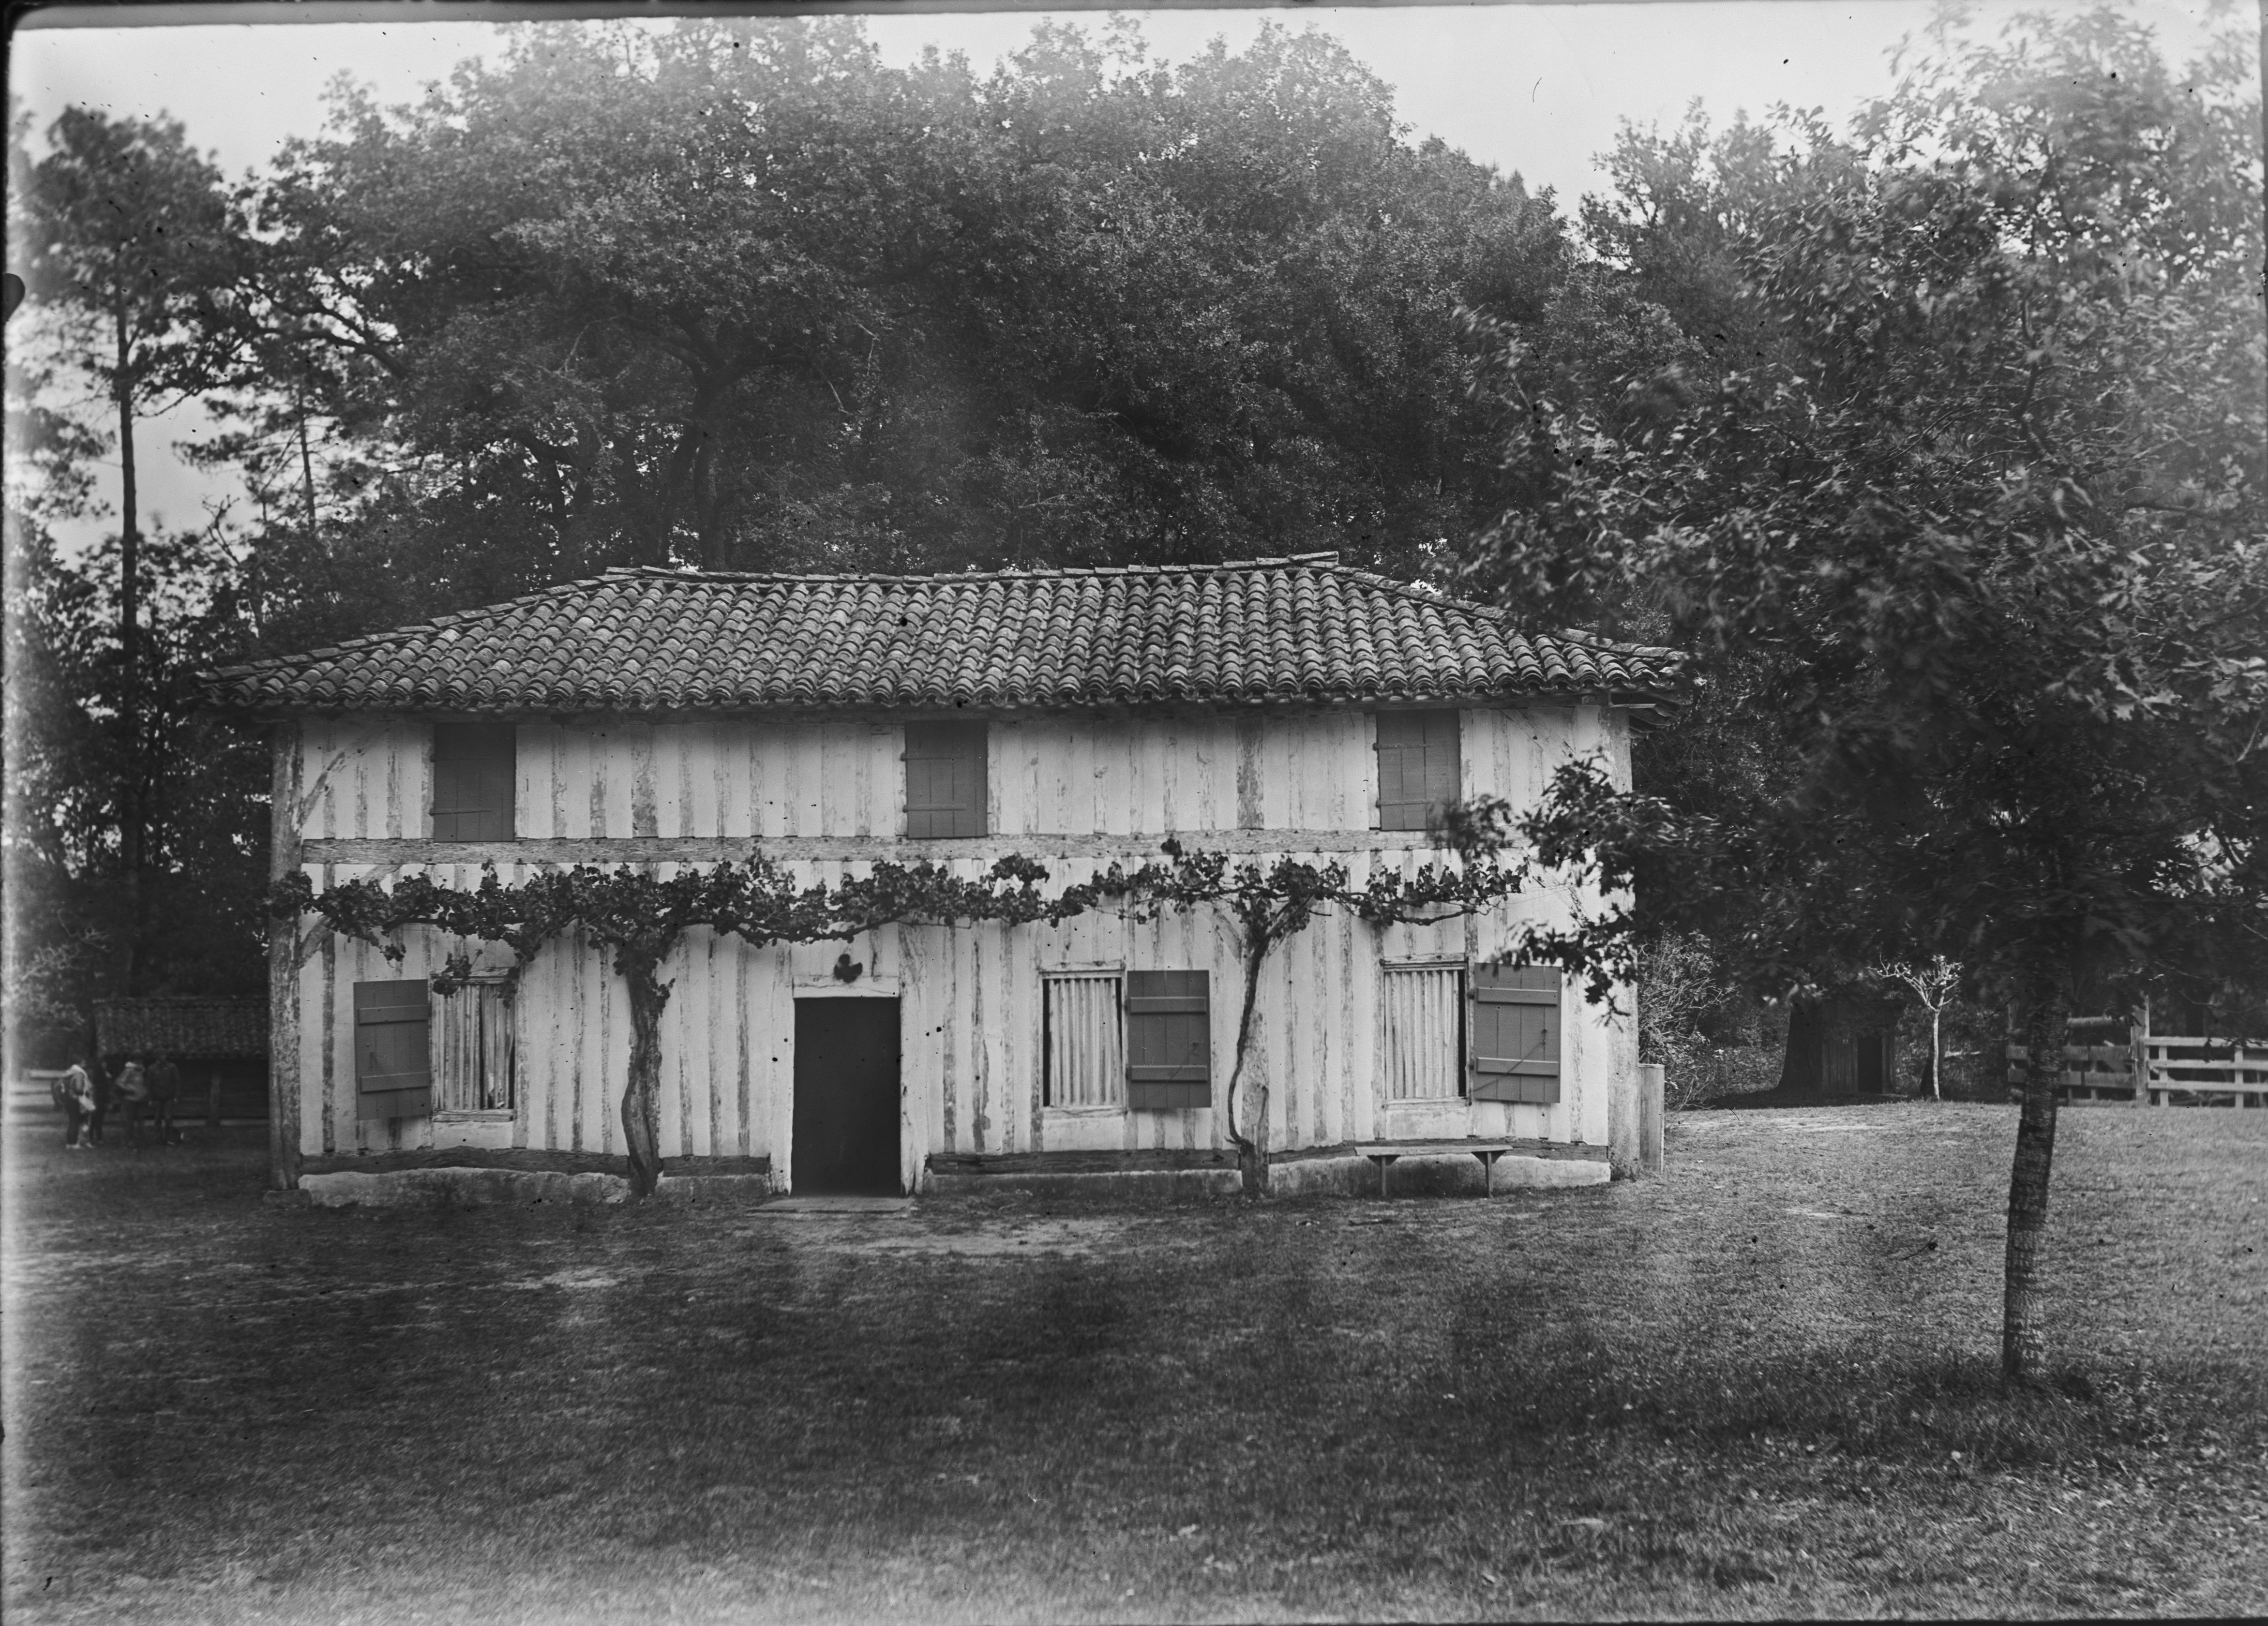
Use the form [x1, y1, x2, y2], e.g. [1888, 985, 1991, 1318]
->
[2008, 1014, 2268, 1107]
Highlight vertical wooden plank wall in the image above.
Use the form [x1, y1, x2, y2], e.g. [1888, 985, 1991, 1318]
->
[289, 705, 1635, 1170]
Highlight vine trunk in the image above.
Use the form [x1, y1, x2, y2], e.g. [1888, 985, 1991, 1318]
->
[620, 956, 670, 1198]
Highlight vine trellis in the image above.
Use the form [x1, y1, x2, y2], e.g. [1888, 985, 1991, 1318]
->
[273, 839, 1553, 1195]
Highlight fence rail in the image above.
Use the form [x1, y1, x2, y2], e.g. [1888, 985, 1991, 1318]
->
[2009, 1029, 2267, 1107]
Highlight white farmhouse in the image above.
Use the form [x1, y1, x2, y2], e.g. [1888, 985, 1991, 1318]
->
[206, 553, 1674, 1198]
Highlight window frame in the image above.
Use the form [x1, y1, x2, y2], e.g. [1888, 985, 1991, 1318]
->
[1382, 959, 1469, 1102]
[434, 973, 517, 1120]
[1041, 969, 1126, 1110]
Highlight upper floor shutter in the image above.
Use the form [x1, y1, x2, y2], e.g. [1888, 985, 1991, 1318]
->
[430, 722, 516, 840]
[1125, 970, 1209, 1110]
[1375, 710, 1460, 832]
[903, 721, 988, 838]
[1471, 963, 1561, 1104]
[355, 979, 434, 1120]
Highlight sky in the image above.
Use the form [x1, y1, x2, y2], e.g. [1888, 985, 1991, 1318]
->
[7, 0, 2242, 548]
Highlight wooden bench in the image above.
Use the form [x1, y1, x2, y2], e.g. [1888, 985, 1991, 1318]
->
[1355, 1140, 1531, 1197]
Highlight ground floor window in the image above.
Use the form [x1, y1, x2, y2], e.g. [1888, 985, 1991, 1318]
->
[1383, 964, 1466, 1100]
[436, 979, 514, 1113]
[1043, 972, 1124, 1107]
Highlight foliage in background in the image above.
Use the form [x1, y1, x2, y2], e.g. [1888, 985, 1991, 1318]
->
[1459, 6, 2267, 1378]
[205, 15, 1613, 642]
[2, 519, 270, 1051]
[3, 112, 269, 1061]
[1635, 931, 1786, 1106]
[6, 109, 265, 1045]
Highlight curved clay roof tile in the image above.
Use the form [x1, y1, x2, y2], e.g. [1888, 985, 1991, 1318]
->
[198, 559, 1676, 714]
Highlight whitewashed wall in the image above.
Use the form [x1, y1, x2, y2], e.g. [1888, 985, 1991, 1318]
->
[283, 703, 1637, 1181]
[291, 705, 1622, 844]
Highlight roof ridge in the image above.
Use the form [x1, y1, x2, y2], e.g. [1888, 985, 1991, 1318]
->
[594, 554, 1530, 625]
[604, 554, 1356, 586]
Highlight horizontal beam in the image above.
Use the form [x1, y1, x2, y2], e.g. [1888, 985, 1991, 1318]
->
[300, 829, 1494, 866]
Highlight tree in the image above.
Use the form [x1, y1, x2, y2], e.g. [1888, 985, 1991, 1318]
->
[217, 15, 1564, 628]
[1875, 956, 1961, 1100]
[275, 839, 1531, 1197]
[1464, 7, 2267, 1382]
[3, 510, 272, 1045]
[11, 108, 243, 992]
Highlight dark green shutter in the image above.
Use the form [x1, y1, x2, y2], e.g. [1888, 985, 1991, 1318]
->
[355, 979, 434, 1120]
[1126, 970, 1209, 1109]
[1376, 710, 1460, 831]
[904, 722, 988, 838]
[431, 723, 516, 840]
[1471, 964, 1561, 1104]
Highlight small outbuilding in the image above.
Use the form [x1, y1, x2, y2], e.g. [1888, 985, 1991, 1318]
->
[1776, 988, 1904, 1096]
[92, 998, 270, 1121]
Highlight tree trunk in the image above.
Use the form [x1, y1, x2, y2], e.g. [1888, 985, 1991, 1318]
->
[1929, 1007, 1943, 1101]
[267, 724, 303, 1190]
[116, 308, 140, 693]
[1776, 995, 1821, 1092]
[116, 307, 144, 995]
[1226, 942, 1271, 1195]
[619, 958, 670, 1197]
[298, 382, 318, 541]
[2002, 969, 2068, 1384]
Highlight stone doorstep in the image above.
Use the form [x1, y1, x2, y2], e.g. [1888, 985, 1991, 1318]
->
[750, 1195, 916, 1215]
[293, 1167, 781, 1208]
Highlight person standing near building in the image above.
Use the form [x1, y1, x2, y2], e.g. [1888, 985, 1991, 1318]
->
[146, 1052, 183, 1145]
[111, 1055, 149, 1146]
[88, 1058, 115, 1145]
[53, 1058, 96, 1149]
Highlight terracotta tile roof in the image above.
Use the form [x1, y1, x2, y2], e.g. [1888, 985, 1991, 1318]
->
[201, 554, 1677, 714]
[95, 999, 268, 1059]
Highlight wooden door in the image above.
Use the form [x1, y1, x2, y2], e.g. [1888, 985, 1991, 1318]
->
[792, 999, 902, 1195]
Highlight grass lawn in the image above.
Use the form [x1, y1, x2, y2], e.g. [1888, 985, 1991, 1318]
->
[3, 1103, 2263, 1623]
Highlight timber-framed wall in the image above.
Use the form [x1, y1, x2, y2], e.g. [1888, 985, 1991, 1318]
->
[269, 701, 1640, 1192]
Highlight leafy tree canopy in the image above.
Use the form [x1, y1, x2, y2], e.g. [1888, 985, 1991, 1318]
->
[1455, 4, 2264, 1377]
[225, 15, 1586, 641]
[1469, 4, 2265, 1010]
